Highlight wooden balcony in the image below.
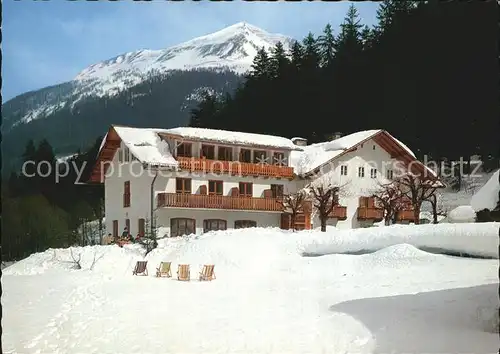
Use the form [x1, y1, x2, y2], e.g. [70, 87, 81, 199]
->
[357, 207, 384, 222]
[157, 193, 284, 212]
[176, 157, 294, 179]
[328, 206, 347, 220]
[396, 209, 416, 222]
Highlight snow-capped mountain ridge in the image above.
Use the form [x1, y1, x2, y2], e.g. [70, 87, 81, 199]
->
[75, 22, 292, 83]
[7, 22, 293, 127]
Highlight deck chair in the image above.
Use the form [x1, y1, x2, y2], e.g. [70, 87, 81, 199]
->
[156, 262, 172, 277]
[132, 261, 148, 276]
[177, 264, 190, 281]
[199, 265, 216, 281]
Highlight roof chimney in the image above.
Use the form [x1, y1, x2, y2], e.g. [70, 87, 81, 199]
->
[291, 137, 308, 147]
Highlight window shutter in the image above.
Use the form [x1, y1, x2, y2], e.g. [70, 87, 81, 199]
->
[112, 220, 118, 237]
[157, 193, 165, 207]
[280, 214, 290, 230]
[138, 218, 145, 236]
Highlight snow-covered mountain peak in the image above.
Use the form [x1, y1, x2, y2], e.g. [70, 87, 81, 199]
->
[9, 23, 294, 128]
[75, 23, 293, 84]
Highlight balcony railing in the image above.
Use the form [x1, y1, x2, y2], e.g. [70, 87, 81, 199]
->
[328, 206, 347, 220]
[157, 193, 284, 212]
[396, 209, 416, 222]
[176, 157, 294, 178]
[357, 207, 384, 221]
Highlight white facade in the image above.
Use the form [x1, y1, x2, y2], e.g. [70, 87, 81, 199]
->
[305, 138, 410, 230]
[104, 140, 297, 238]
[99, 126, 430, 237]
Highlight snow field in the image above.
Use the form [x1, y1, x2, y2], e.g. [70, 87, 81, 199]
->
[2, 223, 499, 353]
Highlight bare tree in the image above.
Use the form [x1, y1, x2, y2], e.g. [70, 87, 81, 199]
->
[428, 193, 448, 224]
[139, 215, 159, 255]
[372, 182, 405, 225]
[309, 183, 341, 232]
[394, 173, 442, 224]
[70, 248, 82, 269]
[277, 190, 308, 231]
[89, 250, 104, 270]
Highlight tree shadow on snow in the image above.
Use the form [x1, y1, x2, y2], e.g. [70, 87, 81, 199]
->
[329, 283, 499, 354]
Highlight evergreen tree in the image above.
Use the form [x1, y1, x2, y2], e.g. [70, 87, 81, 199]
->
[302, 33, 320, 70]
[250, 47, 271, 79]
[269, 42, 290, 78]
[290, 41, 305, 70]
[317, 24, 336, 68]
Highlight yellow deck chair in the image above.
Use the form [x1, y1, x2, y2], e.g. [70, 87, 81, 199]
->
[156, 262, 172, 277]
[177, 264, 190, 281]
[199, 265, 216, 281]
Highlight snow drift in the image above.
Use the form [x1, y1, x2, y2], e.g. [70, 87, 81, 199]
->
[299, 222, 499, 259]
[471, 169, 500, 211]
[4, 222, 499, 277]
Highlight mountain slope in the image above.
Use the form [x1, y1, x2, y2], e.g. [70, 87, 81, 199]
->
[2, 23, 294, 175]
[4, 22, 293, 129]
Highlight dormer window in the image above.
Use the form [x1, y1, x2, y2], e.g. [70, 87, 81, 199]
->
[177, 142, 192, 157]
[118, 148, 124, 163]
[124, 146, 130, 162]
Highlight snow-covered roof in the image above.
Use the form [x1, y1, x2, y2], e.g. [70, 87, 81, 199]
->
[161, 127, 302, 151]
[290, 130, 381, 175]
[113, 126, 178, 167]
[470, 169, 499, 211]
[290, 129, 436, 178]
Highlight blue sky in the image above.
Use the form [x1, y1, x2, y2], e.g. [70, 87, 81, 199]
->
[3, 1, 378, 102]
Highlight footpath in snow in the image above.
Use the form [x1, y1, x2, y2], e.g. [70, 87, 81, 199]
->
[2, 222, 499, 354]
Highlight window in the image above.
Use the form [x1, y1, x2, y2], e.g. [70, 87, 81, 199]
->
[203, 219, 227, 233]
[234, 220, 257, 229]
[176, 178, 191, 194]
[112, 220, 118, 237]
[118, 148, 124, 163]
[170, 218, 196, 237]
[370, 168, 377, 178]
[273, 152, 287, 166]
[218, 146, 232, 161]
[239, 182, 253, 197]
[340, 165, 348, 176]
[240, 149, 251, 163]
[254, 150, 268, 164]
[124, 146, 130, 162]
[386, 169, 394, 180]
[123, 181, 131, 207]
[125, 219, 130, 233]
[176, 142, 192, 157]
[271, 184, 284, 198]
[373, 145, 376, 150]
[201, 144, 215, 159]
[358, 167, 365, 177]
[208, 180, 223, 195]
[138, 218, 145, 237]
